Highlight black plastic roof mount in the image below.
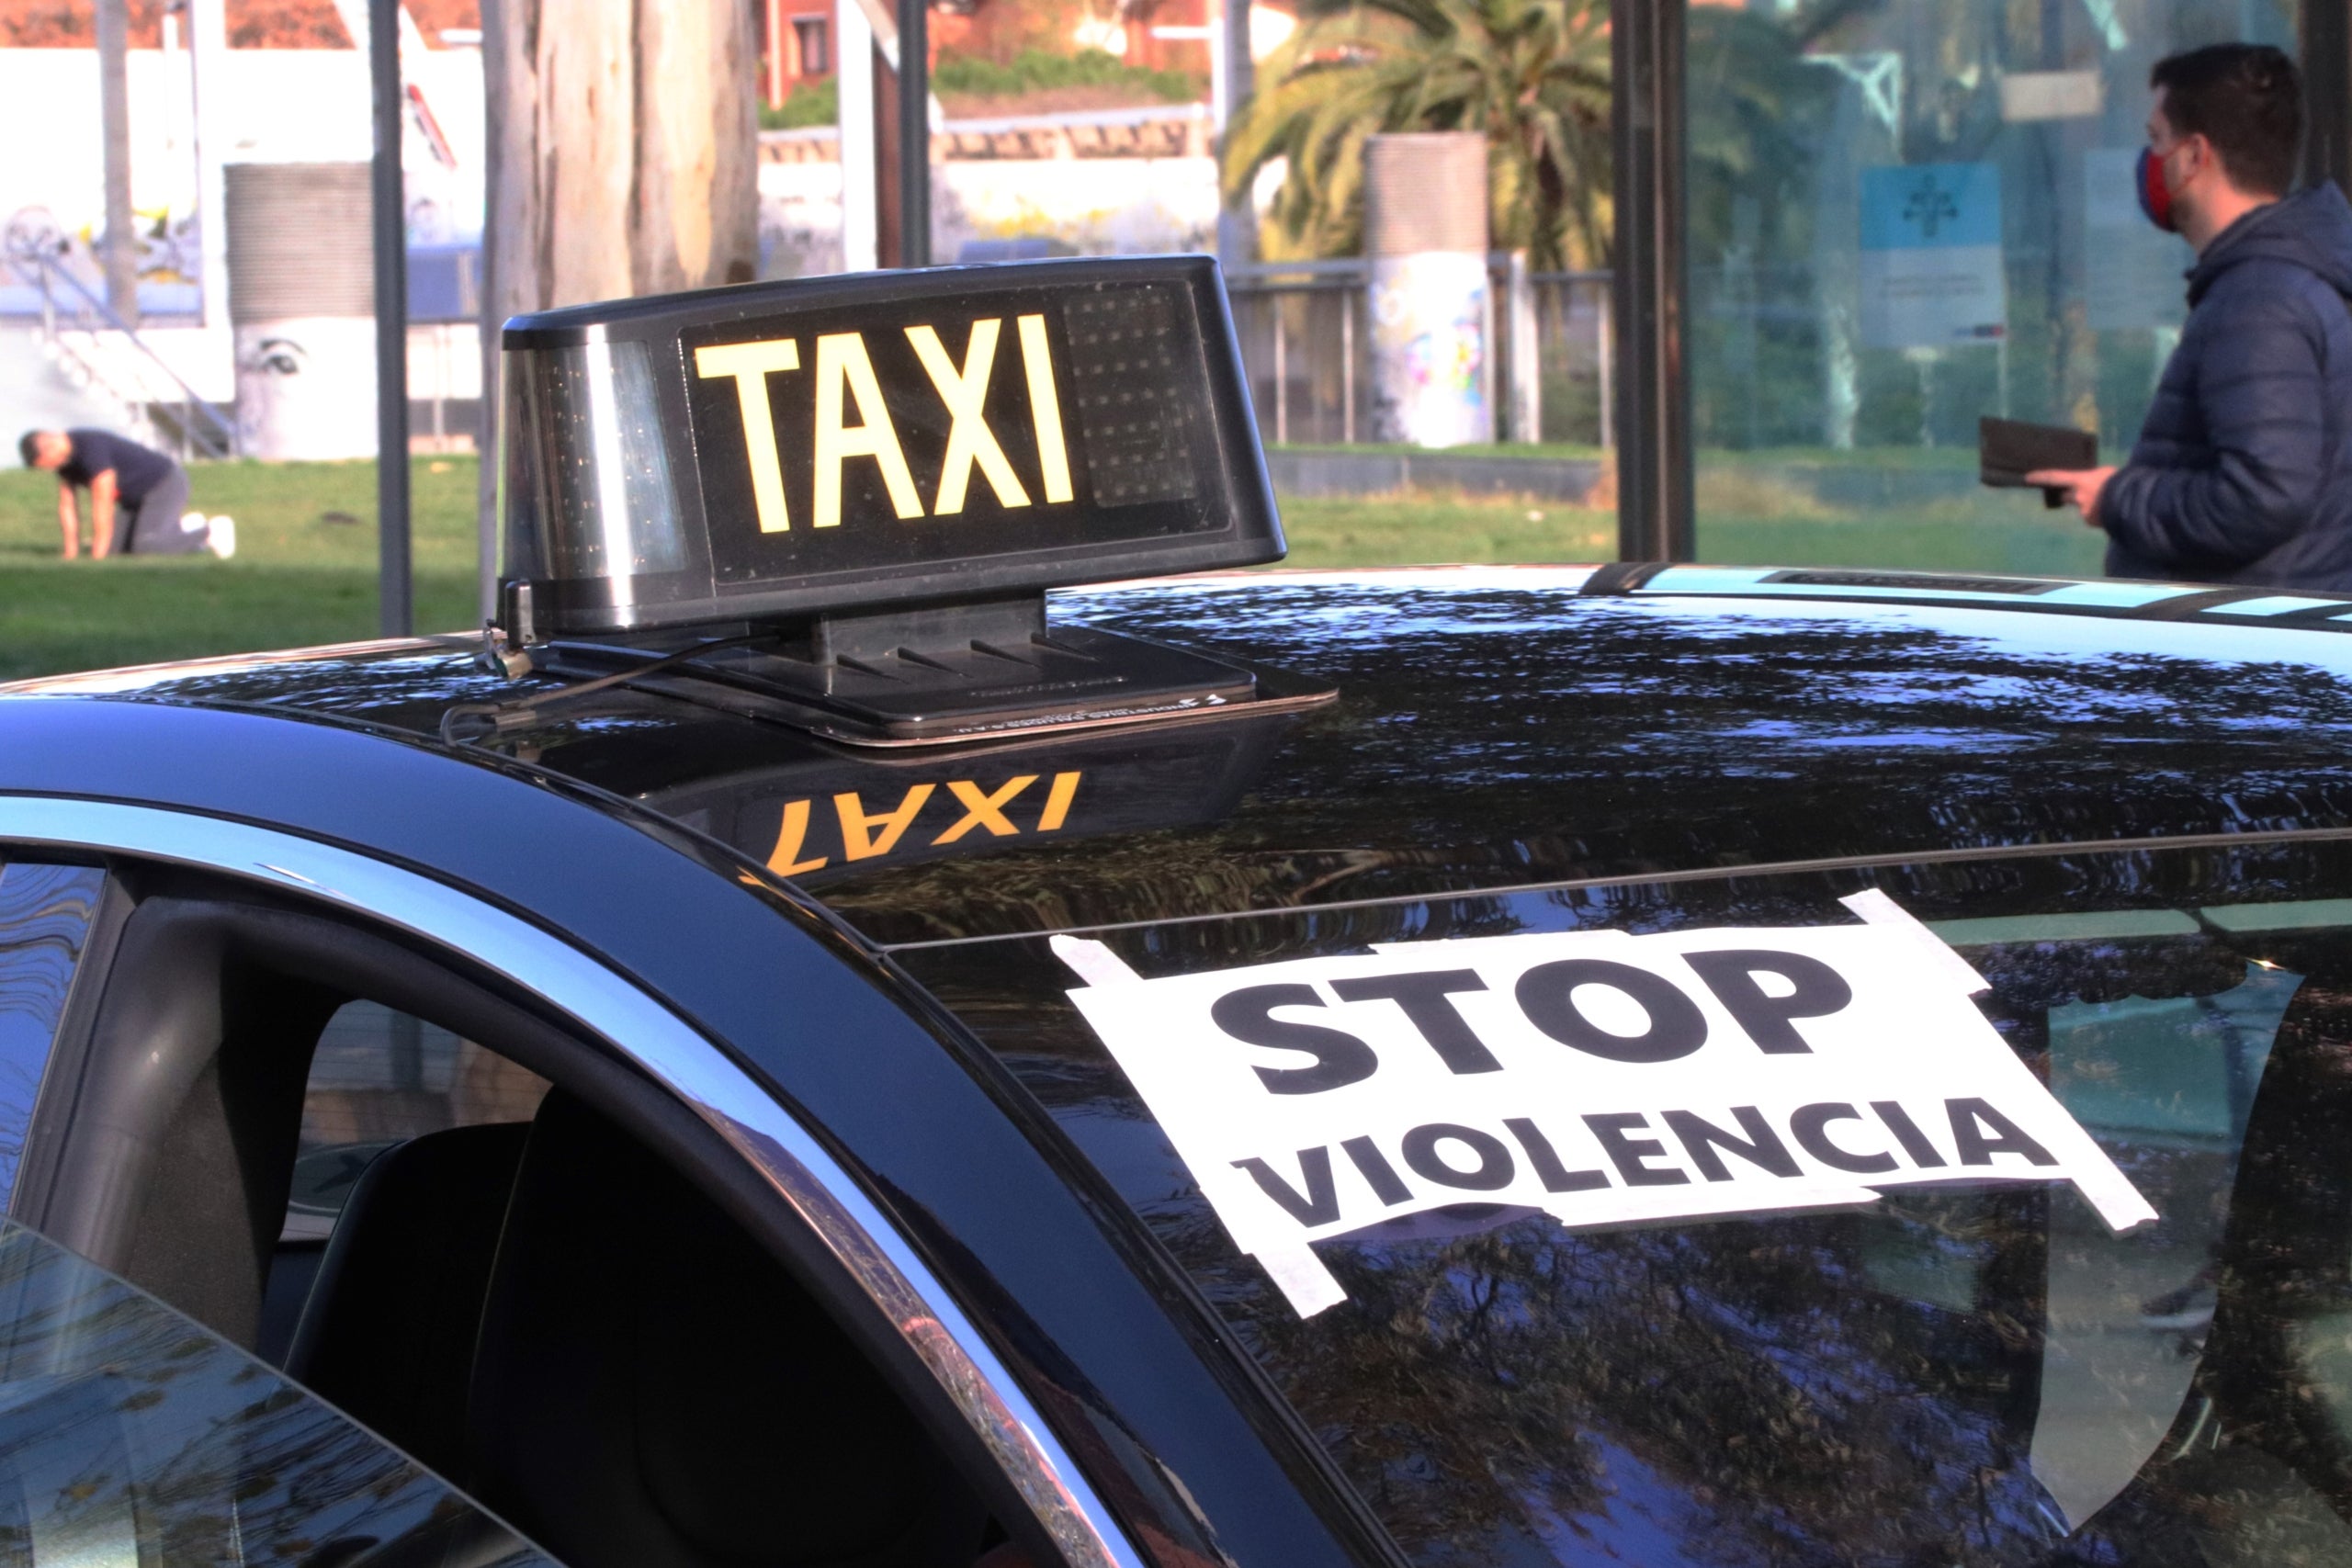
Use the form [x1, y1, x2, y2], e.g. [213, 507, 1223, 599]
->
[527, 593, 1335, 748]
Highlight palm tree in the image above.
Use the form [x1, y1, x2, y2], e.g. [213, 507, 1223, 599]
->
[1221, 0, 1611, 270]
[1683, 0, 1867, 262]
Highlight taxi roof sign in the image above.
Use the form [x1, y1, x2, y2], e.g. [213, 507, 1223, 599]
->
[498, 255, 1283, 637]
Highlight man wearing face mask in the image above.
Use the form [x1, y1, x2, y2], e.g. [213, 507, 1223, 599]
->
[2030, 43, 2352, 589]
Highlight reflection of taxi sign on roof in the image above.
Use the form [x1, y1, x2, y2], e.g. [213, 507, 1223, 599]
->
[644, 706, 1299, 882]
[485, 255, 1322, 746]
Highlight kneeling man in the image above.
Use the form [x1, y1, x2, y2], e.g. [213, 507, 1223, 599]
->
[18, 427, 221, 559]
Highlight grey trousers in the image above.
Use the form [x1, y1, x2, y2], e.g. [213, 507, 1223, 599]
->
[113, 465, 201, 556]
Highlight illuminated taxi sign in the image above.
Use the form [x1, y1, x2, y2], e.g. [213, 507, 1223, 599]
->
[499, 256, 1279, 637]
[690, 313, 1072, 535]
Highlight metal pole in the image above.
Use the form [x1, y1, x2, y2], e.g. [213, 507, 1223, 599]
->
[768, 0, 788, 107]
[2304, 0, 2351, 197]
[1596, 278, 1612, 449]
[1341, 286, 1355, 445]
[96, 0, 138, 326]
[1273, 300, 1287, 446]
[371, 0, 413, 635]
[1480, 258, 1498, 442]
[478, 0, 507, 625]
[837, 0, 878, 271]
[1610, 0, 1691, 560]
[1216, 0, 1256, 270]
[898, 0, 930, 265]
[1507, 251, 1538, 443]
[188, 0, 231, 448]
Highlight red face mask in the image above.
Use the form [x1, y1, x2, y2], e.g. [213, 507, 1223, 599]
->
[2138, 144, 2178, 232]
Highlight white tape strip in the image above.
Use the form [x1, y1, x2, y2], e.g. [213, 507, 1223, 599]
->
[1840, 888, 1990, 995]
[1050, 934, 1141, 987]
[1055, 934, 1350, 1314]
[1256, 1246, 1350, 1318]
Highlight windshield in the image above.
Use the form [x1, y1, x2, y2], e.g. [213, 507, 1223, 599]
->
[900, 837, 2352, 1566]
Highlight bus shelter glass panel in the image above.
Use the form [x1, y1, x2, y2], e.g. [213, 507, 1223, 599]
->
[1685, 0, 2296, 576]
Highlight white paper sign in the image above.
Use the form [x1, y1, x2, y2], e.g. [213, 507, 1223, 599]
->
[1057, 896, 2156, 1318]
[1859, 163, 2008, 349]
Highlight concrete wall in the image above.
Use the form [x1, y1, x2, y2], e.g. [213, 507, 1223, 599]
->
[0, 44, 485, 441]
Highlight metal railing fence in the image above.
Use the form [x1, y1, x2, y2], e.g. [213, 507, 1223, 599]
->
[1223, 257, 1611, 448]
[3, 226, 236, 460]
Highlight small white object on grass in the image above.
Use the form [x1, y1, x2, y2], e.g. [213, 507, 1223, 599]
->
[179, 510, 236, 559]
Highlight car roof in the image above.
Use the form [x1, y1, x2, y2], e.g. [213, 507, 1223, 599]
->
[15, 564, 2352, 947]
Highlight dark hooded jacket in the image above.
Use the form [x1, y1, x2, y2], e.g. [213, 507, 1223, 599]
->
[2103, 183, 2352, 589]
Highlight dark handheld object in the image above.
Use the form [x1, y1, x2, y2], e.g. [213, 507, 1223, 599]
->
[1980, 416, 2097, 508]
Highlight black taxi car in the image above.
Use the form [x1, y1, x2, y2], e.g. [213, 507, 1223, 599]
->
[4, 257, 2352, 1568]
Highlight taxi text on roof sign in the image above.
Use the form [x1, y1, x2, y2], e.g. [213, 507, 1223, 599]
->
[692, 315, 1075, 534]
[496, 256, 1283, 637]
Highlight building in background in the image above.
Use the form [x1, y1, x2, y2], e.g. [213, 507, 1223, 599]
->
[753, 0, 1248, 116]
[0, 0, 486, 453]
[0, 0, 1285, 456]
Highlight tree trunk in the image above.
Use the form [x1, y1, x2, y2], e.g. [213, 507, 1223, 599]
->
[476, 0, 759, 618]
[635, 1, 759, 293]
[95, 0, 137, 324]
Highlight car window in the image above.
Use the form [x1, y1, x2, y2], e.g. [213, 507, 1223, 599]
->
[0, 862, 103, 1209]
[9, 866, 1014, 1568]
[260, 1001, 551, 1366]
[287, 1000, 550, 1242]
[907, 837, 2352, 1568]
[0, 1211, 554, 1565]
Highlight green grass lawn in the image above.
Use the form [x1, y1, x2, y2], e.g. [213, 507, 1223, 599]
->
[0, 457, 483, 681]
[0, 452, 2107, 682]
[1690, 460, 2107, 578]
[1699, 508, 2106, 577]
[1277, 493, 1616, 567]
[1278, 458, 2103, 577]
[1280, 442, 2077, 470]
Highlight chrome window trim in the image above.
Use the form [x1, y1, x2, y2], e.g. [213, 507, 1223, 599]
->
[0, 795, 1143, 1568]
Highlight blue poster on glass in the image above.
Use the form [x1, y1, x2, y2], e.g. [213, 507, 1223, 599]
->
[1859, 163, 2007, 349]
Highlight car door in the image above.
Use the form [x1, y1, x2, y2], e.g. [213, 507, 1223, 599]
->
[0, 856, 553, 1565]
[0, 696, 1403, 1568]
[0, 809, 1134, 1568]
